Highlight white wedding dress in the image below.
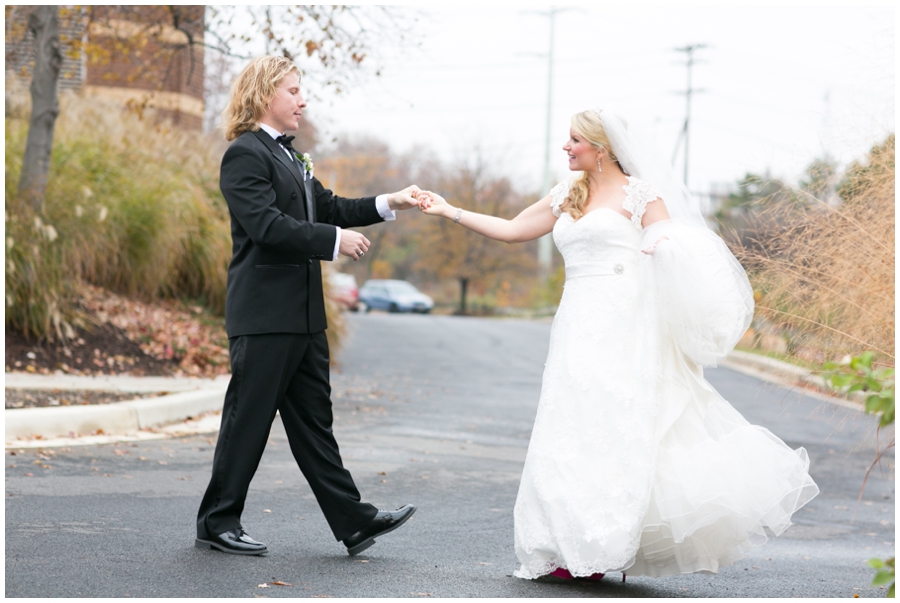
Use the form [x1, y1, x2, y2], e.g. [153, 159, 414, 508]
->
[513, 177, 819, 579]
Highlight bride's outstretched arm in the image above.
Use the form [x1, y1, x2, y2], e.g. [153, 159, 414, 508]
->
[417, 192, 556, 243]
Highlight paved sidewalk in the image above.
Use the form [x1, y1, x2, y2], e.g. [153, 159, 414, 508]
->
[5, 372, 229, 392]
[4, 346, 861, 448]
[5, 373, 229, 445]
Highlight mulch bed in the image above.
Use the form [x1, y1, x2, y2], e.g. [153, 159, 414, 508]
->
[5, 388, 162, 409]
[5, 321, 178, 409]
[5, 287, 228, 410]
[5, 322, 178, 377]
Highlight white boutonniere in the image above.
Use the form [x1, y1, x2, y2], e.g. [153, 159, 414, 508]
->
[296, 152, 314, 178]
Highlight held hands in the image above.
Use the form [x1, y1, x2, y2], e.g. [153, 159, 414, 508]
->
[387, 185, 424, 211]
[343, 186, 435, 262]
[415, 191, 454, 218]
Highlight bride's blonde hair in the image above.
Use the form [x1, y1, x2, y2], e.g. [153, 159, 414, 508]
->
[560, 110, 623, 220]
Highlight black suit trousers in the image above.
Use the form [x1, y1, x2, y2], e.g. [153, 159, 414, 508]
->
[196, 332, 378, 542]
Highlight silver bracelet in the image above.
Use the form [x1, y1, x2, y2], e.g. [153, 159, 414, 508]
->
[453, 208, 463, 224]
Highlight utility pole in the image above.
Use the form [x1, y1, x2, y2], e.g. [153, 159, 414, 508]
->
[523, 7, 571, 274]
[672, 44, 707, 188]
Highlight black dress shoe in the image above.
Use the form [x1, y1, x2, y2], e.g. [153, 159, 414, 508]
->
[343, 504, 416, 556]
[195, 528, 268, 556]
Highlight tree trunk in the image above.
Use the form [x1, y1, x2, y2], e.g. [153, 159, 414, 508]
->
[458, 277, 469, 315]
[18, 6, 62, 213]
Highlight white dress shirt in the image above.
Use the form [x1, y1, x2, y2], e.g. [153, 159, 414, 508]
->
[258, 122, 395, 260]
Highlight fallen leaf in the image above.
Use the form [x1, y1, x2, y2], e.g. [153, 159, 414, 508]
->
[263, 509, 272, 513]
[270, 581, 292, 586]
[257, 584, 270, 588]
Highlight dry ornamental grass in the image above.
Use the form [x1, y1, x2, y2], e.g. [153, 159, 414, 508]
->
[730, 135, 894, 367]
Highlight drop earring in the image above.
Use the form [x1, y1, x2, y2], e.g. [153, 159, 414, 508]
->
[596, 158, 602, 172]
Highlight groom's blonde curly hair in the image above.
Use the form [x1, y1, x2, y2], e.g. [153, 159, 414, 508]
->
[223, 56, 299, 141]
[561, 110, 623, 220]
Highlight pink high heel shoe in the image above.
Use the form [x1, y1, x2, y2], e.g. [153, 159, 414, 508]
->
[586, 572, 625, 582]
[548, 568, 574, 580]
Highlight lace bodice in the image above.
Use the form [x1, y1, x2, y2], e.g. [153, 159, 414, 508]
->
[549, 176, 660, 228]
[549, 177, 659, 269]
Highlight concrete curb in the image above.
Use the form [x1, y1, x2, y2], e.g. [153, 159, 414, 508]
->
[720, 349, 863, 408]
[5, 378, 228, 442]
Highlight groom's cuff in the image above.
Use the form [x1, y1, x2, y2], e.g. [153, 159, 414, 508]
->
[332, 226, 341, 261]
[376, 195, 396, 221]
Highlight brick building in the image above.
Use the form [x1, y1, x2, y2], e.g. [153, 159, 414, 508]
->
[5, 6, 205, 130]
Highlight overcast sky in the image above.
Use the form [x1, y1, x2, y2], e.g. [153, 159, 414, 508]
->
[301, 4, 894, 198]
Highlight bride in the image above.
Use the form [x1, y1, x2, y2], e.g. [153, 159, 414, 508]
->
[417, 108, 819, 581]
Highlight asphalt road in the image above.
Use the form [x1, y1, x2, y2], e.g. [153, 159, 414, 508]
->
[5, 313, 895, 598]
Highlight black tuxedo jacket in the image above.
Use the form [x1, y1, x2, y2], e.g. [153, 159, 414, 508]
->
[220, 129, 384, 337]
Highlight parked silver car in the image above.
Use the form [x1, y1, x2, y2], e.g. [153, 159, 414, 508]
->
[358, 279, 434, 314]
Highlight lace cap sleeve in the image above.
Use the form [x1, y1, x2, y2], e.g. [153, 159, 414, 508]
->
[549, 180, 571, 218]
[623, 177, 662, 229]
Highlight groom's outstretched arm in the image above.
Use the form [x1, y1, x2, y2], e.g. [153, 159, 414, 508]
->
[315, 181, 422, 228]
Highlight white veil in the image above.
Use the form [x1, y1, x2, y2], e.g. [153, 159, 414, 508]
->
[594, 107, 755, 367]
[595, 107, 706, 228]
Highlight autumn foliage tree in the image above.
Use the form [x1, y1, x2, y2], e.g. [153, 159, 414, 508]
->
[412, 158, 538, 314]
[315, 137, 423, 281]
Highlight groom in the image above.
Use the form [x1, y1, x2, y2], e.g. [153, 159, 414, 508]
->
[196, 55, 417, 556]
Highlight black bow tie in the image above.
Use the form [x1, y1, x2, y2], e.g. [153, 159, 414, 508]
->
[275, 134, 297, 156]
